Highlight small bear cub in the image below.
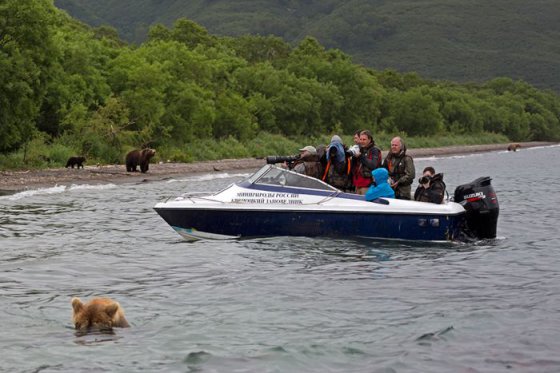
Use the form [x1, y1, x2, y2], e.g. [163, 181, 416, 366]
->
[71, 297, 130, 331]
[507, 143, 521, 152]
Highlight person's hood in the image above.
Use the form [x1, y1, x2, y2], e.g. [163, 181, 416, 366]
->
[331, 135, 342, 143]
[372, 167, 389, 185]
[326, 136, 345, 163]
[398, 139, 407, 156]
[431, 173, 443, 182]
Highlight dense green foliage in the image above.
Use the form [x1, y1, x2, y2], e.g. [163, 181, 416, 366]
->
[54, 0, 560, 92]
[1, 1, 559, 169]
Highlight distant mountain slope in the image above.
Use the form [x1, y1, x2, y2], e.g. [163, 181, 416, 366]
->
[54, 0, 560, 91]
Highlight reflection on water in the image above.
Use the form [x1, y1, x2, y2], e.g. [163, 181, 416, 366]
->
[72, 329, 122, 345]
[1, 146, 560, 372]
[240, 236, 470, 267]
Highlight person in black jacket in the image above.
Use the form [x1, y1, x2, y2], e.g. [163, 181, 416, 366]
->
[414, 166, 446, 204]
[351, 130, 382, 195]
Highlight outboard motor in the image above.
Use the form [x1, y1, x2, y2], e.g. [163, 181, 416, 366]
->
[454, 176, 499, 239]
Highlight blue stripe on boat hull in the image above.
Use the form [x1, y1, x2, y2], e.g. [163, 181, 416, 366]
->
[154, 208, 466, 241]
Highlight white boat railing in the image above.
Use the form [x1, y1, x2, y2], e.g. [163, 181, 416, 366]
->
[163, 192, 218, 203]
[316, 191, 343, 205]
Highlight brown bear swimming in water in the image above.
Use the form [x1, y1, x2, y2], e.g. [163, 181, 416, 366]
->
[71, 297, 130, 331]
[65, 156, 86, 169]
[125, 148, 156, 173]
[507, 143, 521, 152]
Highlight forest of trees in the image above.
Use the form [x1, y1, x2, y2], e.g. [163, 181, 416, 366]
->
[55, 0, 560, 92]
[1, 0, 560, 168]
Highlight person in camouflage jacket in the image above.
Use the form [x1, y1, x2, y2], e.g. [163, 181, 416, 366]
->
[382, 136, 416, 200]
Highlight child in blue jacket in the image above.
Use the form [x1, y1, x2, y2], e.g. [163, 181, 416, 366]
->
[365, 168, 395, 201]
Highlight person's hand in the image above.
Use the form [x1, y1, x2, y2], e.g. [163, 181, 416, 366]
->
[390, 179, 398, 189]
[422, 181, 430, 189]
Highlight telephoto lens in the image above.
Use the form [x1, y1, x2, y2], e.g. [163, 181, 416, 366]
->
[266, 155, 300, 164]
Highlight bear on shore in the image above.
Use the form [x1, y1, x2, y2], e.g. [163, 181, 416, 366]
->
[65, 156, 86, 169]
[125, 148, 156, 173]
[71, 297, 130, 331]
[507, 143, 521, 152]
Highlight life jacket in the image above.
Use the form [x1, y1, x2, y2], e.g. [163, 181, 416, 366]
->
[322, 155, 352, 190]
[385, 152, 412, 186]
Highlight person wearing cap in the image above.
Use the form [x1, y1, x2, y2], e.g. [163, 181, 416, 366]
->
[292, 145, 322, 179]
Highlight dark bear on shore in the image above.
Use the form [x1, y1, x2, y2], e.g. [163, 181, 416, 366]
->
[125, 148, 156, 173]
[507, 143, 521, 152]
[65, 156, 86, 169]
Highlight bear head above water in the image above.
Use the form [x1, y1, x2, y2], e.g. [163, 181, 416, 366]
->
[71, 297, 130, 332]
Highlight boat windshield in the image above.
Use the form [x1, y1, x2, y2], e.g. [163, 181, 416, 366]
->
[246, 165, 336, 191]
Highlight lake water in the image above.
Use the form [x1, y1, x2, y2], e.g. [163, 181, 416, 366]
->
[1, 145, 560, 372]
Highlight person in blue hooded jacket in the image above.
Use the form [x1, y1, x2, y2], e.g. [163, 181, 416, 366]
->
[365, 168, 395, 201]
[322, 135, 352, 191]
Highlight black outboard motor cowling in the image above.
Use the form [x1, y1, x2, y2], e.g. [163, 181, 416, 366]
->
[454, 176, 499, 239]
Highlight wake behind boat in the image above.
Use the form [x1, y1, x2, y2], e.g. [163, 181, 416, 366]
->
[154, 165, 499, 242]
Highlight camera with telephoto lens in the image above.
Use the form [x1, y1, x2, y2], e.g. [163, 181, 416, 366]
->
[266, 155, 300, 165]
[419, 175, 432, 184]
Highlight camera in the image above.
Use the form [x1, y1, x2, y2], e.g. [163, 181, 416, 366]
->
[419, 175, 432, 184]
[347, 144, 360, 157]
[266, 155, 300, 165]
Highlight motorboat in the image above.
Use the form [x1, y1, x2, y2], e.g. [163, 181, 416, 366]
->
[154, 165, 499, 242]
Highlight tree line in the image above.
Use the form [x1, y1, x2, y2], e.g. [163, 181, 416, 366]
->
[1, 0, 559, 167]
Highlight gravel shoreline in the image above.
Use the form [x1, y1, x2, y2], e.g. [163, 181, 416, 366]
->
[0, 142, 554, 193]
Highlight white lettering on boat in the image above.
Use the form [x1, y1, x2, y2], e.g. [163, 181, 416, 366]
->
[232, 192, 302, 204]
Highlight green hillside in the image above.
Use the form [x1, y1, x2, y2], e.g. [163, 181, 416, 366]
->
[53, 0, 560, 91]
[2, 0, 559, 170]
